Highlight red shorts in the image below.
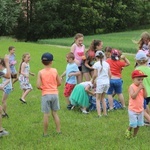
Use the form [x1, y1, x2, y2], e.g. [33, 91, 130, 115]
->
[64, 83, 76, 97]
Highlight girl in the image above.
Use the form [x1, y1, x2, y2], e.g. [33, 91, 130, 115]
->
[8, 46, 18, 85]
[18, 53, 34, 103]
[92, 51, 111, 117]
[82, 40, 103, 81]
[0, 58, 12, 118]
[137, 32, 150, 67]
[69, 81, 95, 114]
[104, 46, 112, 60]
[106, 49, 130, 110]
[70, 33, 85, 83]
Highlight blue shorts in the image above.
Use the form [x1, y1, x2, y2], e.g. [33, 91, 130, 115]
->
[145, 97, 150, 105]
[107, 79, 123, 95]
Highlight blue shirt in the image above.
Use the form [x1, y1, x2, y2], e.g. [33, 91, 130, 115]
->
[66, 63, 79, 84]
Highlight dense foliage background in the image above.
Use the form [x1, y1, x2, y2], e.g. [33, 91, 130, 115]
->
[0, 0, 150, 41]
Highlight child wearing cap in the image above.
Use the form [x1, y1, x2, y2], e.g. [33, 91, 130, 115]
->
[92, 51, 111, 117]
[125, 70, 147, 139]
[37, 52, 61, 137]
[106, 49, 130, 110]
[61, 52, 80, 110]
[135, 50, 150, 125]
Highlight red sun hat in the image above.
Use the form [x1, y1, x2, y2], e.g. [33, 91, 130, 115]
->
[131, 70, 148, 79]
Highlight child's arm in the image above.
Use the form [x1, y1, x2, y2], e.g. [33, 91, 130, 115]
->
[60, 71, 66, 80]
[121, 55, 130, 66]
[3, 55, 11, 79]
[91, 69, 97, 84]
[129, 84, 144, 99]
[143, 85, 147, 98]
[29, 72, 35, 76]
[68, 71, 80, 77]
[70, 44, 75, 53]
[37, 71, 42, 90]
[56, 74, 61, 86]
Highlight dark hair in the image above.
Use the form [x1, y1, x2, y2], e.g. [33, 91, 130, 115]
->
[42, 61, 51, 65]
[89, 40, 102, 52]
[8, 46, 15, 51]
[96, 52, 104, 73]
[104, 46, 112, 53]
[0, 58, 5, 67]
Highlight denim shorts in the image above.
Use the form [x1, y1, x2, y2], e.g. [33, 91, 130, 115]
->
[107, 79, 123, 94]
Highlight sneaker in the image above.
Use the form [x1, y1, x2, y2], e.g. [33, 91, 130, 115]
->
[144, 121, 150, 126]
[67, 104, 73, 110]
[82, 110, 89, 114]
[0, 130, 9, 137]
[125, 129, 132, 139]
[2, 113, 9, 118]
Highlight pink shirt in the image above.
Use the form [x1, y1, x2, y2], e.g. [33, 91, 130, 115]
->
[40, 68, 58, 95]
[128, 83, 144, 113]
[73, 44, 85, 66]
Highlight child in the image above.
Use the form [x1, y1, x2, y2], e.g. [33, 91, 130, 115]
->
[61, 52, 80, 110]
[70, 33, 85, 83]
[0, 55, 10, 137]
[18, 53, 34, 103]
[137, 32, 150, 66]
[125, 70, 147, 139]
[0, 58, 12, 118]
[92, 51, 111, 117]
[37, 52, 61, 137]
[135, 50, 150, 124]
[8, 46, 18, 84]
[104, 46, 112, 60]
[69, 81, 95, 114]
[82, 40, 103, 81]
[106, 49, 130, 110]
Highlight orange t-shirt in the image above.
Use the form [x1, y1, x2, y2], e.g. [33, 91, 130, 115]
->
[40, 68, 58, 95]
[128, 83, 144, 113]
[106, 58, 126, 78]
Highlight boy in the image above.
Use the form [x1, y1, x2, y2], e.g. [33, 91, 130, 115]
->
[8, 46, 18, 84]
[135, 50, 150, 125]
[125, 70, 147, 139]
[37, 52, 61, 137]
[61, 52, 80, 110]
[0, 55, 10, 137]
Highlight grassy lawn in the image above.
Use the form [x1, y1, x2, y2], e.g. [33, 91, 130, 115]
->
[0, 30, 150, 150]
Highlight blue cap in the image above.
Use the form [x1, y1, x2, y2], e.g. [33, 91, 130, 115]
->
[41, 52, 53, 61]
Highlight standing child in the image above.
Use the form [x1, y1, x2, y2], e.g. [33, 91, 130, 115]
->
[135, 51, 150, 124]
[69, 81, 95, 114]
[104, 46, 112, 60]
[0, 58, 12, 118]
[37, 52, 61, 137]
[92, 51, 111, 117]
[125, 70, 147, 139]
[82, 40, 103, 81]
[0, 55, 10, 137]
[8, 46, 18, 85]
[18, 53, 34, 103]
[70, 33, 85, 83]
[61, 52, 80, 110]
[106, 49, 130, 110]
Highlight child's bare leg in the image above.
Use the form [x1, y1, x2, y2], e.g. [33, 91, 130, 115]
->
[2, 93, 8, 113]
[83, 72, 91, 81]
[118, 93, 125, 107]
[52, 111, 61, 133]
[65, 97, 70, 105]
[77, 72, 82, 83]
[107, 94, 113, 110]
[13, 77, 18, 84]
[0, 106, 2, 131]
[101, 93, 107, 115]
[133, 126, 139, 137]
[96, 94, 101, 116]
[146, 105, 150, 115]
[43, 113, 50, 135]
[21, 89, 32, 100]
[144, 110, 150, 122]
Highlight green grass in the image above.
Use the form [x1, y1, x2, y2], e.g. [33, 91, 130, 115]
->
[38, 29, 150, 53]
[0, 31, 149, 150]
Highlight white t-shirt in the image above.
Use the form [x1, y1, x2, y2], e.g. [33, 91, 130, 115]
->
[80, 81, 93, 88]
[93, 60, 110, 85]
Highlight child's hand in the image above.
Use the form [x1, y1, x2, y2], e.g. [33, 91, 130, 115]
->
[139, 83, 144, 89]
[120, 55, 125, 59]
[68, 73, 72, 77]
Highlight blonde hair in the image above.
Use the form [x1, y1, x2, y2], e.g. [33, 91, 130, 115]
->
[136, 59, 148, 65]
[138, 32, 150, 49]
[19, 53, 30, 73]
